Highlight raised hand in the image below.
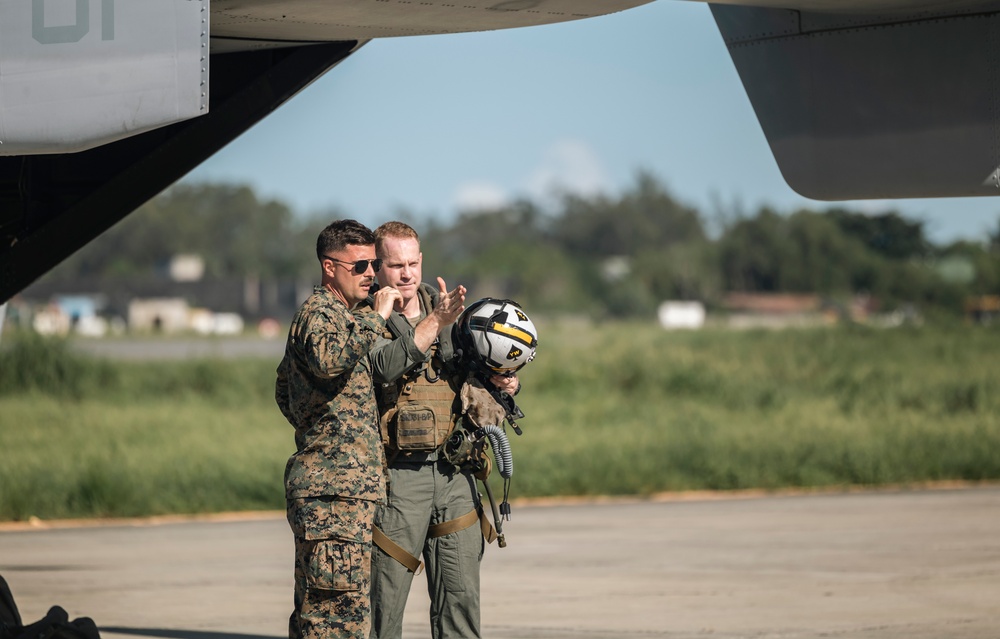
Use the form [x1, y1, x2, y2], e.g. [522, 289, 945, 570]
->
[372, 286, 403, 320]
[431, 276, 466, 327]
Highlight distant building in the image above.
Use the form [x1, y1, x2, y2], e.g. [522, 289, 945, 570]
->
[965, 295, 1000, 325]
[128, 298, 190, 333]
[21, 275, 307, 324]
[29, 294, 110, 337]
[32, 304, 71, 336]
[168, 254, 206, 282]
[54, 295, 100, 322]
[658, 301, 706, 329]
[723, 293, 827, 329]
[190, 308, 245, 335]
[212, 313, 245, 335]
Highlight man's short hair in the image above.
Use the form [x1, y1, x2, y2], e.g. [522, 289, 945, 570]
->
[374, 221, 420, 253]
[316, 219, 376, 261]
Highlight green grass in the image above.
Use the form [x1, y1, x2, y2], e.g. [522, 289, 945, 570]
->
[511, 322, 1000, 496]
[1, 324, 999, 521]
[0, 333, 291, 520]
[0, 393, 291, 520]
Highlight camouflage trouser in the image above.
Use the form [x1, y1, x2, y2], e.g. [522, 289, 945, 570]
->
[287, 496, 378, 639]
[369, 460, 484, 639]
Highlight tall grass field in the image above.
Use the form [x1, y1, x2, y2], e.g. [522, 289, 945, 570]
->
[1, 323, 998, 522]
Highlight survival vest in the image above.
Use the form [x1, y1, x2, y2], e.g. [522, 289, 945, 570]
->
[376, 284, 465, 453]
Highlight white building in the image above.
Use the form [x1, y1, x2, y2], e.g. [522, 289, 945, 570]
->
[657, 301, 706, 330]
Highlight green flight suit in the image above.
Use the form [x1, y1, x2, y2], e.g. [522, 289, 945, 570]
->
[366, 283, 485, 639]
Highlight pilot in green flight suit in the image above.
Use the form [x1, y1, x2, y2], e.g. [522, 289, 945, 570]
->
[364, 222, 518, 639]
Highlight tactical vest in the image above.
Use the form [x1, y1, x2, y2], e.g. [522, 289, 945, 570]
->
[378, 285, 463, 453]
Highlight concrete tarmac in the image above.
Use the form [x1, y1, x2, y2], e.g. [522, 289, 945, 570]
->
[1, 486, 999, 639]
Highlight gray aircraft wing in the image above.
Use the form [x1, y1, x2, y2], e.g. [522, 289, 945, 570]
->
[705, 0, 1000, 200]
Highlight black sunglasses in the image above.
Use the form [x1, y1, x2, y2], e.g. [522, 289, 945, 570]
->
[323, 256, 383, 274]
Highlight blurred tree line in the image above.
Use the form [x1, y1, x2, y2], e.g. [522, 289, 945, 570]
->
[41, 174, 1000, 318]
[44, 183, 326, 282]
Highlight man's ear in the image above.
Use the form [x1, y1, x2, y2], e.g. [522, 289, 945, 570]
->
[321, 257, 336, 279]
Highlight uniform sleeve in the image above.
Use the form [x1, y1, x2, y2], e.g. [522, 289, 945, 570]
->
[368, 320, 431, 384]
[300, 304, 386, 379]
[274, 353, 294, 425]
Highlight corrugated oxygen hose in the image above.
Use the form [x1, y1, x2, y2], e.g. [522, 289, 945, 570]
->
[481, 424, 512, 479]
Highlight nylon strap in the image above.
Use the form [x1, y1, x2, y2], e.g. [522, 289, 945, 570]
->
[374, 507, 499, 574]
[427, 508, 480, 539]
[480, 506, 498, 544]
[426, 507, 497, 544]
[372, 526, 424, 575]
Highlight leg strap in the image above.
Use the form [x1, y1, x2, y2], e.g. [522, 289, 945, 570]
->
[375, 507, 499, 574]
[479, 506, 498, 544]
[372, 526, 424, 575]
[427, 509, 480, 538]
[427, 507, 498, 544]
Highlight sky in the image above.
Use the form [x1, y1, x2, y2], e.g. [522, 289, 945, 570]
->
[184, 0, 1000, 245]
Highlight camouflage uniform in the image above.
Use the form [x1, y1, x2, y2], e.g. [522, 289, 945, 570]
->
[365, 283, 485, 639]
[276, 284, 388, 639]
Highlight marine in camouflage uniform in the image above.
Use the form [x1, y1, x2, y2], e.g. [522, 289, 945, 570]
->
[364, 222, 517, 639]
[276, 220, 402, 639]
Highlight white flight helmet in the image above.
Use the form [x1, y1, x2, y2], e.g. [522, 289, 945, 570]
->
[456, 298, 538, 375]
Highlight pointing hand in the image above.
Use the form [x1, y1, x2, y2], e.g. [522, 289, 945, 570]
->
[432, 277, 466, 326]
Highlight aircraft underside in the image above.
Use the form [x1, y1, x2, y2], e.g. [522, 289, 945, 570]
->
[0, 0, 652, 304]
[4, 0, 1000, 303]
[0, 42, 359, 304]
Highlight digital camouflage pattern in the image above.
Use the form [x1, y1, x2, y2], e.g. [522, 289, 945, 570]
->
[288, 496, 377, 639]
[277, 284, 387, 639]
[276, 284, 387, 502]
